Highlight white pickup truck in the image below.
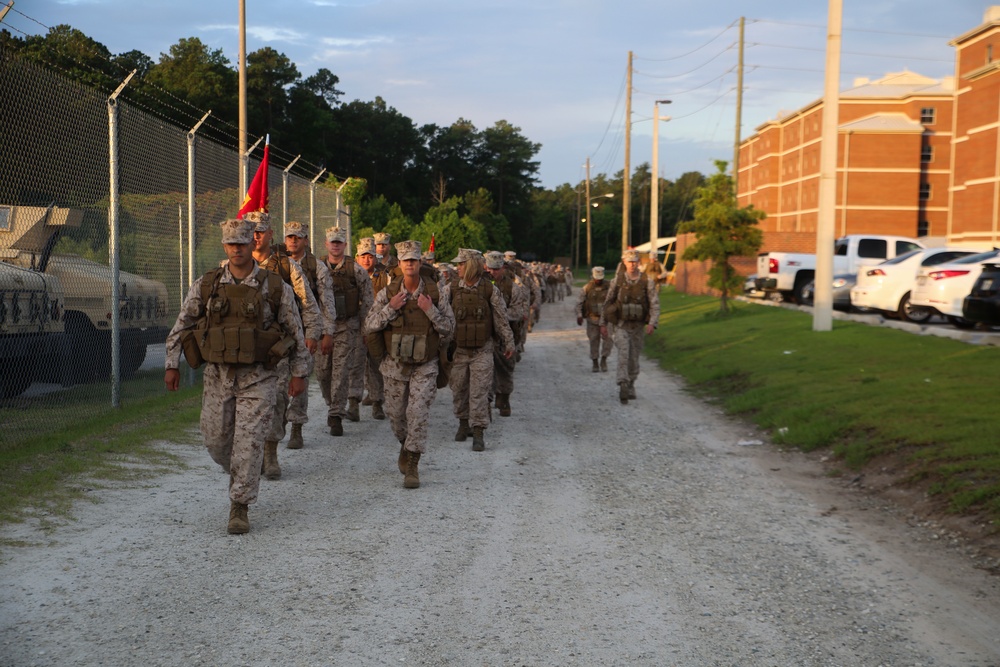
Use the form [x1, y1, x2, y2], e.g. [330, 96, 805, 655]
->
[755, 234, 925, 303]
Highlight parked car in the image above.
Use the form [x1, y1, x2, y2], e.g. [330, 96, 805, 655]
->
[961, 262, 1000, 326]
[910, 249, 1000, 328]
[850, 247, 983, 322]
[797, 273, 857, 311]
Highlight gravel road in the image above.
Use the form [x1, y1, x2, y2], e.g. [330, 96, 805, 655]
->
[2, 293, 999, 667]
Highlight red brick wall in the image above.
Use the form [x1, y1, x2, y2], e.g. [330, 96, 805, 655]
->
[674, 231, 806, 296]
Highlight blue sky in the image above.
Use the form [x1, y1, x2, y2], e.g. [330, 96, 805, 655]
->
[4, 1, 993, 188]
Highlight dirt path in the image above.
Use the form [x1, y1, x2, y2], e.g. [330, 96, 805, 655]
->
[2, 292, 999, 666]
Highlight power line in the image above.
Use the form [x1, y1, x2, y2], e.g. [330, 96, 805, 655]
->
[748, 41, 953, 63]
[749, 17, 955, 40]
[634, 20, 738, 62]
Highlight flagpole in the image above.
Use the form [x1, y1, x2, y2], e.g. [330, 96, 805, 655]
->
[238, 0, 248, 199]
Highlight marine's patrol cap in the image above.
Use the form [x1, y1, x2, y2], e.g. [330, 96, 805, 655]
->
[357, 237, 376, 256]
[622, 249, 640, 263]
[396, 240, 421, 261]
[220, 218, 254, 245]
[485, 251, 505, 270]
[592, 266, 605, 279]
[503, 250, 517, 261]
[284, 221, 307, 238]
[451, 248, 477, 264]
[373, 232, 391, 245]
[243, 210, 271, 232]
[325, 226, 347, 243]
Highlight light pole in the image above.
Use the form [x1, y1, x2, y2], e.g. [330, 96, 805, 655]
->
[585, 193, 615, 267]
[651, 100, 671, 266]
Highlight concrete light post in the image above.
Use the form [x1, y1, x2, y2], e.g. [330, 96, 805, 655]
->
[651, 99, 672, 265]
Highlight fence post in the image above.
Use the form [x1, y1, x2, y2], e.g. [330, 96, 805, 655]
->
[107, 70, 135, 408]
[309, 168, 326, 256]
[282, 155, 301, 228]
[187, 111, 211, 293]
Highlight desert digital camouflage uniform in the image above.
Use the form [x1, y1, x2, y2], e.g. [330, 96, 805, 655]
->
[286, 244, 338, 435]
[164, 261, 311, 506]
[576, 268, 614, 365]
[257, 250, 324, 445]
[364, 273, 455, 455]
[600, 257, 661, 391]
[316, 239, 374, 429]
[362, 253, 390, 407]
[485, 254, 528, 407]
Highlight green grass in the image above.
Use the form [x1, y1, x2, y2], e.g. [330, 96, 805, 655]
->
[646, 289, 1000, 524]
[0, 369, 203, 531]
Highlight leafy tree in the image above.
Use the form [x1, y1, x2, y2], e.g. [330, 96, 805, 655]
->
[17, 25, 117, 89]
[678, 161, 765, 313]
[113, 49, 154, 79]
[422, 118, 480, 204]
[247, 46, 299, 139]
[412, 198, 487, 262]
[476, 120, 540, 242]
[303, 68, 344, 108]
[463, 188, 511, 251]
[145, 37, 237, 121]
[661, 171, 705, 236]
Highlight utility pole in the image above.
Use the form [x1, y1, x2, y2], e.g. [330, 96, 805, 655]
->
[651, 100, 672, 262]
[814, 0, 843, 332]
[585, 157, 593, 266]
[733, 16, 745, 197]
[623, 50, 633, 252]
[238, 0, 248, 199]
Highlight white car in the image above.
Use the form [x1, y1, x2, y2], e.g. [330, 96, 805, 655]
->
[850, 247, 984, 322]
[910, 248, 1000, 328]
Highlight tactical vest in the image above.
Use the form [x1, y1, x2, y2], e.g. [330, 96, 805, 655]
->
[327, 256, 360, 320]
[450, 278, 495, 348]
[295, 251, 320, 302]
[181, 268, 292, 368]
[381, 278, 441, 364]
[258, 252, 293, 285]
[615, 273, 650, 323]
[369, 263, 389, 296]
[388, 261, 439, 285]
[490, 270, 514, 309]
[583, 280, 609, 322]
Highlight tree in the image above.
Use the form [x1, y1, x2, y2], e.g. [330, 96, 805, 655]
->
[463, 188, 511, 251]
[476, 120, 540, 242]
[17, 25, 117, 89]
[247, 46, 300, 139]
[145, 37, 237, 121]
[678, 161, 765, 313]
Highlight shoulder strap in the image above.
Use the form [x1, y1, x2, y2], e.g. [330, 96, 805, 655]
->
[199, 268, 224, 313]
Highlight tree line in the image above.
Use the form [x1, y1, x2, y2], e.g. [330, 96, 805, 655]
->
[2, 24, 705, 267]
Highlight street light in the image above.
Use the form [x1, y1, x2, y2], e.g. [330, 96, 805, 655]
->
[586, 192, 614, 267]
[651, 100, 671, 266]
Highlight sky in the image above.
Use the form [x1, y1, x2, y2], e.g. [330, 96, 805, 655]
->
[4, 0, 995, 189]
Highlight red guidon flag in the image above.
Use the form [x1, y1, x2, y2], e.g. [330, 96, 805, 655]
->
[238, 138, 270, 219]
[429, 234, 435, 253]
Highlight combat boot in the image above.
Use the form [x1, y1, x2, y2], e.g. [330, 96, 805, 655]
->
[455, 418, 470, 442]
[619, 382, 629, 405]
[628, 381, 637, 400]
[287, 423, 304, 449]
[472, 426, 485, 452]
[398, 443, 408, 474]
[497, 393, 511, 417]
[361, 393, 373, 406]
[403, 450, 421, 489]
[600, 356, 608, 372]
[372, 401, 385, 420]
[347, 398, 361, 422]
[262, 440, 281, 480]
[592, 359, 600, 372]
[227, 501, 249, 534]
[329, 415, 343, 436]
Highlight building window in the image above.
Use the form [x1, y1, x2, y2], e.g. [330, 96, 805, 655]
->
[919, 183, 931, 201]
[989, 44, 994, 65]
[921, 144, 933, 163]
[918, 220, 929, 237]
[920, 107, 936, 125]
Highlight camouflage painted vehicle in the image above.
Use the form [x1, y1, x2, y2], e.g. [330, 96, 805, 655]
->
[0, 204, 170, 395]
[0, 261, 65, 398]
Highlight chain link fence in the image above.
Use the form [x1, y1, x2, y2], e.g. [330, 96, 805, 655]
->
[0, 42, 343, 444]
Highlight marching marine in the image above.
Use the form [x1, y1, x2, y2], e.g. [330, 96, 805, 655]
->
[576, 266, 614, 372]
[355, 237, 389, 419]
[164, 218, 311, 534]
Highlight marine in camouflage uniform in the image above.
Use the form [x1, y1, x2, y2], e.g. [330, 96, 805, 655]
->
[164, 218, 311, 535]
[484, 250, 528, 416]
[575, 266, 614, 372]
[315, 226, 374, 436]
[600, 249, 660, 404]
[282, 221, 338, 450]
[448, 249, 515, 452]
[363, 240, 455, 489]
[251, 216, 326, 478]
[374, 232, 398, 273]
[355, 237, 389, 419]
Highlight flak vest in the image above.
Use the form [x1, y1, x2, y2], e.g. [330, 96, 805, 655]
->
[381, 278, 441, 365]
[369, 263, 389, 297]
[615, 273, 651, 324]
[326, 256, 361, 320]
[583, 280, 610, 322]
[450, 278, 494, 348]
[489, 269, 522, 342]
[180, 268, 293, 369]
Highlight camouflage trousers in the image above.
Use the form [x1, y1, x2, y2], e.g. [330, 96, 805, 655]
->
[266, 357, 292, 443]
[316, 325, 361, 419]
[364, 346, 385, 403]
[380, 357, 439, 454]
[450, 342, 495, 429]
[492, 341, 516, 396]
[201, 363, 276, 506]
[348, 331, 366, 400]
[586, 319, 614, 360]
[614, 323, 646, 385]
